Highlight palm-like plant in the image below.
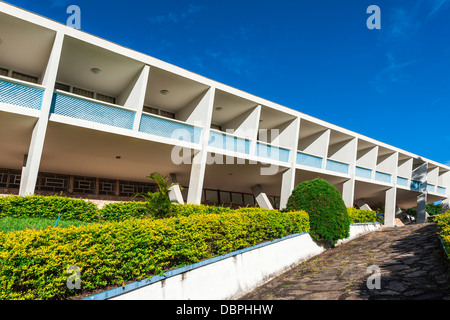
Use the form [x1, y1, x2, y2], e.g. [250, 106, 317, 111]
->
[133, 172, 179, 219]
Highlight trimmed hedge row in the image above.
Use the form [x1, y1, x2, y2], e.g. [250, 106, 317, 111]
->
[0, 210, 309, 300]
[0, 196, 235, 222]
[100, 203, 234, 221]
[0, 195, 379, 224]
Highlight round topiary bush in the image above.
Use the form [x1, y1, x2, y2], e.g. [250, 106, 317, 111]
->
[285, 178, 350, 245]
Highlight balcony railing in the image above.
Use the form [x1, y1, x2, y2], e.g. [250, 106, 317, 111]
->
[139, 113, 202, 144]
[256, 141, 290, 162]
[355, 166, 372, 179]
[375, 171, 392, 184]
[51, 91, 135, 130]
[208, 130, 250, 154]
[326, 160, 349, 174]
[437, 186, 447, 195]
[397, 176, 409, 187]
[296, 152, 323, 169]
[0, 77, 44, 110]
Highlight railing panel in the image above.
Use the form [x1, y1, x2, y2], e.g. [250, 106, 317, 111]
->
[375, 171, 392, 183]
[0, 79, 44, 110]
[397, 177, 409, 187]
[297, 152, 322, 169]
[140, 113, 202, 144]
[326, 160, 349, 174]
[437, 187, 446, 195]
[256, 142, 290, 162]
[51, 93, 135, 130]
[355, 166, 372, 179]
[208, 130, 250, 154]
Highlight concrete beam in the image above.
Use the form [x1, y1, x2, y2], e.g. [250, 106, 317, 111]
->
[354, 199, 372, 211]
[168, 174, 184, 204]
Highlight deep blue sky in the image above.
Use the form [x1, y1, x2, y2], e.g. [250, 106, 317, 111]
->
[5, 0, 450, 165]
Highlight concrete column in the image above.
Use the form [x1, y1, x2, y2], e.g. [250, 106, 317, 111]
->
[251, 184, 274, 209]
[279, 167, 296, 210]
[124, 65, 150, 131]
[341, 137, 357, 208]
[68, 175, 74, 193]
[417, 192, 428, 224]
[19, 32, 64, 196]
[94, 177, 100, 195]
[278, 118, 300, 210]
[342, 179, 355, 208]
[384, 187, 397, 226]
[115, 180, 120, 196]
[412, 161, 428, 224]
[185, 87, 215, 205]
[187, 150, 207, 205]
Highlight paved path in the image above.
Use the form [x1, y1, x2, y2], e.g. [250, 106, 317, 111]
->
[241, 223, 450, 300]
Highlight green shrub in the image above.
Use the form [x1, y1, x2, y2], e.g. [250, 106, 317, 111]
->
[347, 207, 377, 223]
[98, 203, 232, 220]
[0, 209, 309, 300]
[99, 202, 148, 221]
[0, 195, 99, 222]
[133, 172, 179, 219]
[172, 204, 232, 216]
[285, 178, 350, 245]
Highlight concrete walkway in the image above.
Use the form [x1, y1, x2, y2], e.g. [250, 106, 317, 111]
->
[240, 223, 450, 300]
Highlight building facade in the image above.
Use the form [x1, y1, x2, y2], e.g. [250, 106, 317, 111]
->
[0, 2, 449, 225]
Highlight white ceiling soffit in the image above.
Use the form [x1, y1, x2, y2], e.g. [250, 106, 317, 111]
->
[57, 36, 145, 97]
[0, 12, 56, 78]
[145, 66, 209, 113]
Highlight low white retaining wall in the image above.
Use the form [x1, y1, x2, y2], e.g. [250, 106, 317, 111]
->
[84, 223, 381, 300]
[337, 222, 382, 245]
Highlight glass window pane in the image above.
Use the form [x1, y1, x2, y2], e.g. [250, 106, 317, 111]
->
[231, 193, 243, 205]
[205, 190, 219, 203]
[243, 194, 255, 206]
[220, 191, 231, 203]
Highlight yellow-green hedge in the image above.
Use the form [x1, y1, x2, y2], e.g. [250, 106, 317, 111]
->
[347, 207, 377, 223]
[0, 210, 309, 300]
[435, 210, 450, 257]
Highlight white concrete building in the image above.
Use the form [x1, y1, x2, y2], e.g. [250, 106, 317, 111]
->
[0, 2, 449, 225]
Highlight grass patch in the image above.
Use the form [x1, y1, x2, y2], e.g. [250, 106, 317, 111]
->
[0, 216, 92, 233]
